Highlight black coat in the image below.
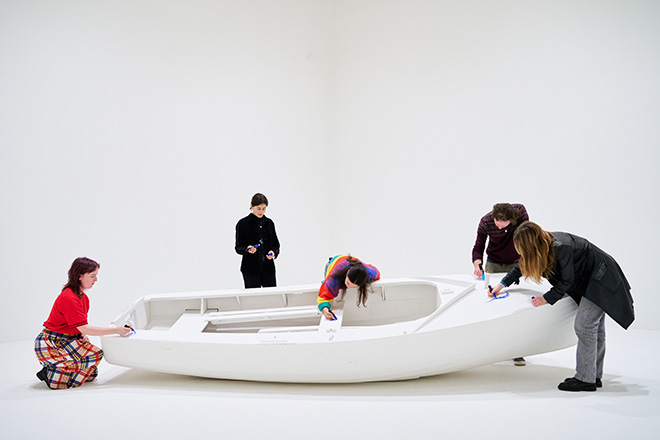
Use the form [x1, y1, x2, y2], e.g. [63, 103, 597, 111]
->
[234, 213, 280, 276]
[502, 232, 634, 329]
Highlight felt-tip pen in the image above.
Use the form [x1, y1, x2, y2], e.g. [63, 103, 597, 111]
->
[479, 263, 485, 280]
[122, 324, 135, 337]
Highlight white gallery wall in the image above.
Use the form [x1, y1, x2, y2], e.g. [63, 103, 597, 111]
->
[1, 0, 658, 343]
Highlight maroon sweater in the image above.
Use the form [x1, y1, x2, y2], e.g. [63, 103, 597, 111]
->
[471, 204, 528, 265]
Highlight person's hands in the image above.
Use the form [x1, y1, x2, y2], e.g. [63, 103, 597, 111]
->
[247, 246, 257, 254]
[118, 326, 133, 336]
[531, 296, 548, 307]
[81, 335, 90, 344]
[489, 283, 504, 298]
[322, 308, 335, 320]
[473, 260, 483, 277]
[266, 250, 275, 260]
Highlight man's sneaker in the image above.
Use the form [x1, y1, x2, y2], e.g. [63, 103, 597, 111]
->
[558, 377, 597, 392]
[513, 357, 526, 366]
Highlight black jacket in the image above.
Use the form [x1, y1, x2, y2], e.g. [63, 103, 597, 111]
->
[234, 213, 280, 276]
[501, 232, 634, 329]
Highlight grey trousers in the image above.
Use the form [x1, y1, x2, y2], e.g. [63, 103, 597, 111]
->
[574, 296, 606, 383]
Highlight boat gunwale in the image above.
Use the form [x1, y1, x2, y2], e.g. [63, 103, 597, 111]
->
[111, 277, 454, 328]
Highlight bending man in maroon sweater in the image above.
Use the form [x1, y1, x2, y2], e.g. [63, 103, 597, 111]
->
[471, 202, 529, 366]
[472, 203, 529, 276]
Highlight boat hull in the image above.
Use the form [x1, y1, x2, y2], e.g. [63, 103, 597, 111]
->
[101, 276, 578, 383]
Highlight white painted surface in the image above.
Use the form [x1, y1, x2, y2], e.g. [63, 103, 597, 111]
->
[2, 327, 658, 440]
[100, 275, 578, 383]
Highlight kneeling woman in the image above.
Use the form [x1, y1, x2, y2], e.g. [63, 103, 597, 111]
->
[317, 255, 380, 320]
[34, 257, 132, 389]
[490, 222, 634, 392]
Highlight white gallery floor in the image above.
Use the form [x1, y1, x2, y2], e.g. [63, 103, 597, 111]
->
[1, 325, 658, 440]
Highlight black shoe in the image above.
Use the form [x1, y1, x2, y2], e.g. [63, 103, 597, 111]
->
[36, 367, 47, 382]
[36, 367, 54, 389]
[564, 377, 602, 388]
[558, 377, 597, 392]
[513, 357, 526, 366]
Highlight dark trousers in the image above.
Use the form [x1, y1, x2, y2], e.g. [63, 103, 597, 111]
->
[242, 272, 276, 289]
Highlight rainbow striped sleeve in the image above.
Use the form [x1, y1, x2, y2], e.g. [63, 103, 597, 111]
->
[365, 263, 380, 282]
[317, 280, 337, 311]
[317, 255, 350, 311]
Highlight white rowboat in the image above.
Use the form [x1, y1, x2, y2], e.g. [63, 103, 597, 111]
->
[101, 275, 577, 383]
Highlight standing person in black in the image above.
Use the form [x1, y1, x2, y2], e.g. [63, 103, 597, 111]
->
[235, 193, 280, 288]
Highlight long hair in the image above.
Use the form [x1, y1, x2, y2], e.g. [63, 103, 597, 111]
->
[63, 257, 100, 297]
[513, 221, 555, 283]
[331, 256, 371, 307]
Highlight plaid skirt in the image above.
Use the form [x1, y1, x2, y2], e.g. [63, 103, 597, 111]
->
[34, 328, 104, 389]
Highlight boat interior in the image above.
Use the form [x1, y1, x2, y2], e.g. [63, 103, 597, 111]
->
[118, 280, 453, 334]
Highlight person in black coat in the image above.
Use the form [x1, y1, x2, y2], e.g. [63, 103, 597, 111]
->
[235, 193, 280, 288]
[490, 221, 634, 392]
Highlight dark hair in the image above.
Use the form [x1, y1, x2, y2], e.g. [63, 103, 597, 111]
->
[250, 193, 269, 207]
[492, 203, 522, 224]
[63, 257, 100, 297]
[331, 257, 372, 307]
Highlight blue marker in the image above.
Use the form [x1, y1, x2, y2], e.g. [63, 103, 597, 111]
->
[479, 263, 485, 280]
[488, 285, 497, 298]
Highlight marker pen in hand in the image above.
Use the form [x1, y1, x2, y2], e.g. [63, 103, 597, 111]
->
[479, 263, 485, 280]
[122, 324, 135, 337]
[488, 285, 497, 298]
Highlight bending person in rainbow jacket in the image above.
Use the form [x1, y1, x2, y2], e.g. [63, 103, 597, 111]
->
[317, 254, 380, 320]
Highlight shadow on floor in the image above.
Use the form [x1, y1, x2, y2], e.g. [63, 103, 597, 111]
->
[84, 361, 646, 400]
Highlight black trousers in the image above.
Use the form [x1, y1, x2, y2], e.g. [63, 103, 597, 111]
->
[242, 272, 277, 289]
